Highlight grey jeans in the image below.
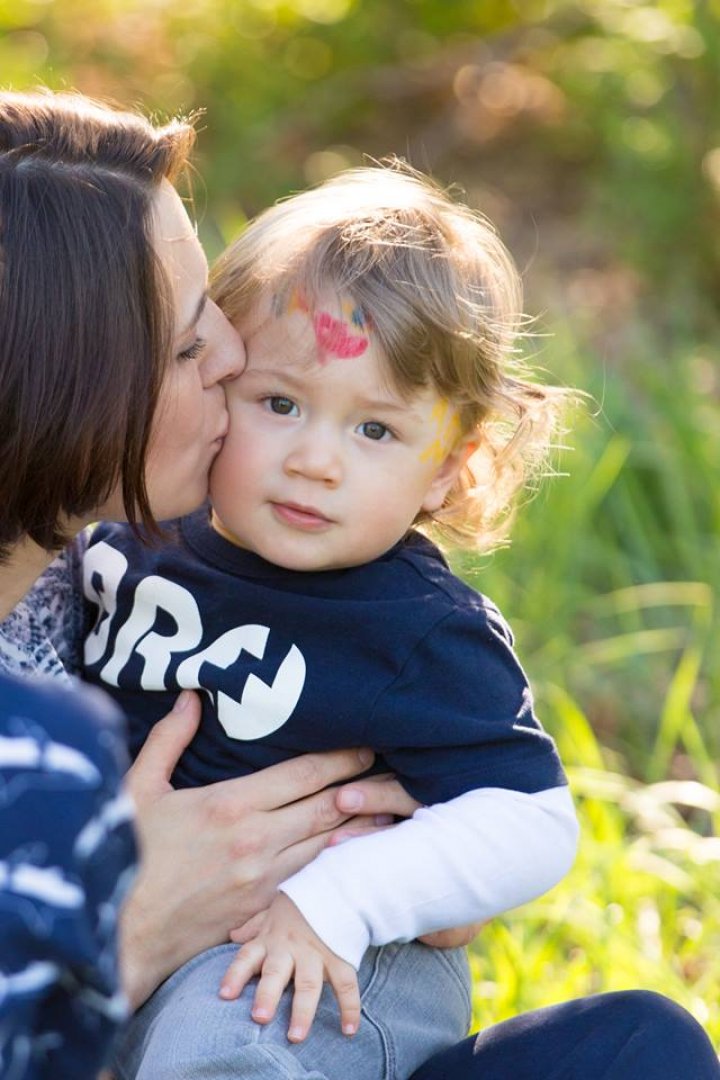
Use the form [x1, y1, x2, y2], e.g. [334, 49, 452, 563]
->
[113, 941, 472, 1080]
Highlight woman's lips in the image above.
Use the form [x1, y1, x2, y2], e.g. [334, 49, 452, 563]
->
[211, 420, 229, 449]
[271, 502, 333, 530]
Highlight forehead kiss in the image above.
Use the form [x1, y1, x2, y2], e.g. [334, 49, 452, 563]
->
[273, 288, 371, 364]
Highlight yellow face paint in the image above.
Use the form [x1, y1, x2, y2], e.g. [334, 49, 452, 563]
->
[420, 400, 462, 465]
[286, 287, 310, 316]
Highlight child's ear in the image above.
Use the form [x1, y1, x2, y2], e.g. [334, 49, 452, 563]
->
[421, 436, 477, 514]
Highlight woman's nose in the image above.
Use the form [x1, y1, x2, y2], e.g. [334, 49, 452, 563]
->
[201, 301, 246, 388]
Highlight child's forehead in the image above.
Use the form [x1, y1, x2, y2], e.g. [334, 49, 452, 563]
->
[242, 286, 369, 361]
[240, 289, 450, 420]
[244, 281, 359, 317]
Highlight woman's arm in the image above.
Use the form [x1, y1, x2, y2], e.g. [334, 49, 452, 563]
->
[120, 692, 416, 1008]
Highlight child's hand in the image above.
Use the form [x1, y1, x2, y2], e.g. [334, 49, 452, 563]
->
[220, 892, 360, 1043]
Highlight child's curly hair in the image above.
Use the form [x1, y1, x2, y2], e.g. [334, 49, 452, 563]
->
[212, 160, 570, 553]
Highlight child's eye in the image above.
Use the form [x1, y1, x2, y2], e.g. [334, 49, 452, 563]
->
[178, 337, 207, 362]
[265, 395, 299, 417]
[358, 420, 392, 442]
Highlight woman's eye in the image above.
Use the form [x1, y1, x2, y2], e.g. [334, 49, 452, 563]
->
[178, 337, 207, 363]
[266, 396, 298, 416]
[359, 420, 391, 442]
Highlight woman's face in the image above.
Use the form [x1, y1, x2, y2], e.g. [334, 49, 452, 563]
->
[99, 182, 245, 523]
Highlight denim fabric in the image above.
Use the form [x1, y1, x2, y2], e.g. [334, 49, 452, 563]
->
[113, 941, 471, 1080]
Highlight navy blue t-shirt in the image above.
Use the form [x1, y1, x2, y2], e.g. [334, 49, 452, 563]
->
[83, 509, 565, 804]
[0, 670, 137, 1079]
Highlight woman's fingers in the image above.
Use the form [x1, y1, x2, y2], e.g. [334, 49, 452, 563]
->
[229, 911, 267, 944]
[335, 774, 421, 820]
[214, 747, 374, 815]
[126, 690, 201, 801]
[259, 818, 386, 888]
[123, 748, 381, 1009]
[418, 921, 487, 949]
[326, 822, 393, 847]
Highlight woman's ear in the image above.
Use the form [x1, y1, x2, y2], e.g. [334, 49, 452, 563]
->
[421, 436, 477, 514]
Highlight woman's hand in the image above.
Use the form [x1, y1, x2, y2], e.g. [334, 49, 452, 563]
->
[331, 773, 421, 842]
[418, 923, 487, 949]
[120, 691, 377, 1009]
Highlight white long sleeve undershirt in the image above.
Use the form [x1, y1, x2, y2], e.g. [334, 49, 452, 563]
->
[280, 784, 578, 969]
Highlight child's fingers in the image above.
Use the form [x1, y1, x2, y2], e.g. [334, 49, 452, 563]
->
[329, 962, 361, 1037]
[219, 942, 265, 1001]
[286, 952, 324, 1043]
[251, 948, 294, 1025]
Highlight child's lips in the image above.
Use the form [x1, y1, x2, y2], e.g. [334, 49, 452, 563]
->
[271, 501, 333, 530]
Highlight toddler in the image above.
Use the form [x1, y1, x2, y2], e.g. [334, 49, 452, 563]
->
[83, 164, 578, 1080]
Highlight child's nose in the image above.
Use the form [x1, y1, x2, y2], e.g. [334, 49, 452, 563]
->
[284, 432, 342, 486]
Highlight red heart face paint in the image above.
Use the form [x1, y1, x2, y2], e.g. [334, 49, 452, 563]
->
[281, 288, 370, 363]
[313, 310, 369, 359]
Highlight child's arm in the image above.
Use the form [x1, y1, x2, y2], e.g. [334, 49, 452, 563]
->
[263, 598, 578, 970]
[277, 782, 577, 968]
[219, 783, 575, 1041]
[221, 599, 578, 1035]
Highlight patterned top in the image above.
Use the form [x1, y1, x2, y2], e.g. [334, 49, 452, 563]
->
[0, 536, 88, 681]
[0, 670, 137, 1079]
[0, 535, 137, 1077]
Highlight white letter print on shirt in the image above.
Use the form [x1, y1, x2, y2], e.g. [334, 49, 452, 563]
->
[83, 541, 306, 740]
[176, 628, 306, 741]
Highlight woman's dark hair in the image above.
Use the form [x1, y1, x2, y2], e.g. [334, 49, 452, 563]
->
[0, 90, 196, 559]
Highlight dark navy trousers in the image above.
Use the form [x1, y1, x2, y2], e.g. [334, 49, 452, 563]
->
[411, 991, 719, 1079]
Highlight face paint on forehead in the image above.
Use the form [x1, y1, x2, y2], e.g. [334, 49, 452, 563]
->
[420, 399, 462, 464]
[313, 310, 369, 360]
[274, 287, 371, 363]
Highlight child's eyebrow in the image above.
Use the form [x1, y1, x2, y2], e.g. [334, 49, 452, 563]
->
[353, 395, 424, 422]
[242, 365, 425, 421]
[241, 365, 307, 389]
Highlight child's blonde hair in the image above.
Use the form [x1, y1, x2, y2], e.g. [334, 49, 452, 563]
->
[212, 160, 569, 553]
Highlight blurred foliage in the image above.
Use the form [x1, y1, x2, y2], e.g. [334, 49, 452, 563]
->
[2, 0, 719, 1033]
[3, 0, 720, 284]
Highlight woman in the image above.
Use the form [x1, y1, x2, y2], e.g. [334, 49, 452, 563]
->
[0, 90, 716, 1079]
[0, 90, 412, 1073]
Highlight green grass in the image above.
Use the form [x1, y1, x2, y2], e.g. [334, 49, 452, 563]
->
[468, 753, 720, 1043]
[456, 314, 720, 1047]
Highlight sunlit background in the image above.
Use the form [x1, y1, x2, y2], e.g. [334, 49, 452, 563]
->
[3, 0, 719, 1041]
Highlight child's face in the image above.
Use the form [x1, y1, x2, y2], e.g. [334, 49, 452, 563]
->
[209, 291, 466, 571]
